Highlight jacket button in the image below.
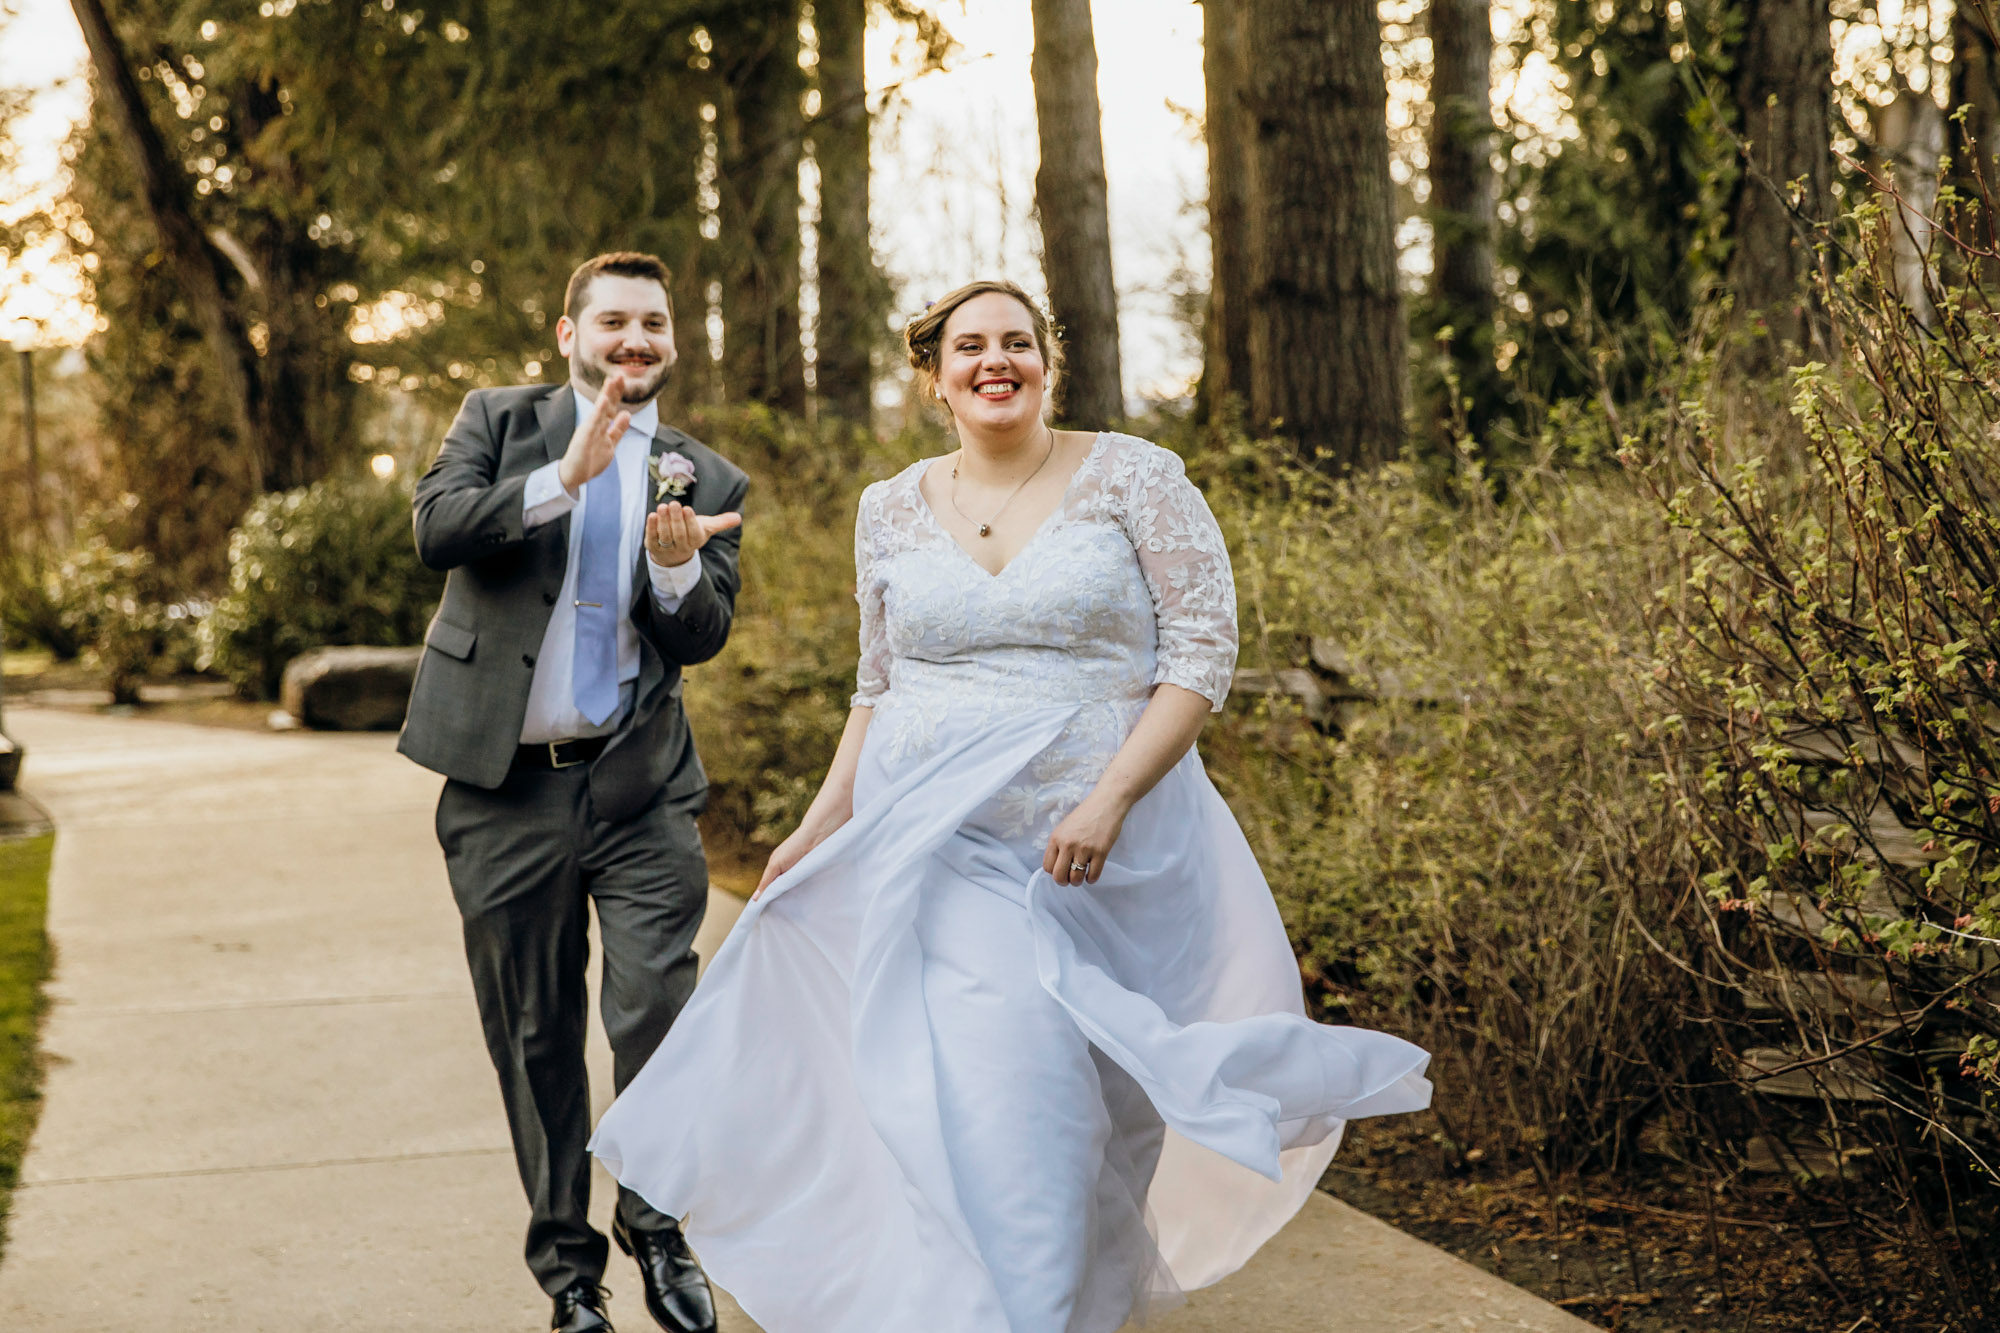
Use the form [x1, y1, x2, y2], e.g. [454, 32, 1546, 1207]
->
[521, 654, 536, 669]
[542, 591, 556, 606]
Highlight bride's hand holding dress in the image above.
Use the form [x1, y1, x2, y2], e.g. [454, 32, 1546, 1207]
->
[1042, 682, 1210, 886]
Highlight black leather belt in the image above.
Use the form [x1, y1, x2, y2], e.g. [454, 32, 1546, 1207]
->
[514, 735, 611, 770]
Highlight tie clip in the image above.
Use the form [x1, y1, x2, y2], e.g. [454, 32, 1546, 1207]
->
[574, 600, 604, 608]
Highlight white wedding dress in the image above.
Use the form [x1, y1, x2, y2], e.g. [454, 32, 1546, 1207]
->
[590, 432, 1432, 1332]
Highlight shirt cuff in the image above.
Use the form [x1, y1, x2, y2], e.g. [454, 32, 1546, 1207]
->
[646, 549, 703, 612]
[522, 460, 578, 530]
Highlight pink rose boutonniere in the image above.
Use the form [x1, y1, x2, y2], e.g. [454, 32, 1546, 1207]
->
[652, 450, 697, 500]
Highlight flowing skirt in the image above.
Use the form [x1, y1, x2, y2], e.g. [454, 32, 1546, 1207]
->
[590, 702, 1432, 1332]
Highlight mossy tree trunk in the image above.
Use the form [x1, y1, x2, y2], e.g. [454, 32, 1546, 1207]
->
[1425, 0, 1501, 439]
[1030, 0, 1125, 429]
[1200, 0, 1252, 418]
[1243, 0, 1406, 471]
[717, 0, 809, 414]
[813, 0, 881, 429]
[1726, 0, 1836, 366]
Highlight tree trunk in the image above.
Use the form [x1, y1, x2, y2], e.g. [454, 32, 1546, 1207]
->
[1426, 0, 1499, 430]
[230, 72, 348, 492]
[1727, 0, 1835, 364]
[813, 0, 879, 428]
[717, 0, 809, 414]
[1875, 87, 1947, 331]
[1030, 0, 1125, 429]
[69, 0, 268, 493]
[1242, 0, 1406, 470]
[1201, 0, 1252, 416]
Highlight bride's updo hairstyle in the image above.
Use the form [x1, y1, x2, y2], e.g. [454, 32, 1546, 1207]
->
[904, 279, 1064, 417]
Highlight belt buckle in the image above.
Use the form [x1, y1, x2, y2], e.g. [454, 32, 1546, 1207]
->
[548, 740, 585, 769]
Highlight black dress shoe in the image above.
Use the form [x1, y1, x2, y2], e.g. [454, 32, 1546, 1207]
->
[551, 1280, 614, 1333]
[613, 1213, 717, 1333]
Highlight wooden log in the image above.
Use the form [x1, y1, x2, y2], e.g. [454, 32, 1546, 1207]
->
[1740, 971, 1907, 1031]
[1229, 667, 1337, 731]
[1783, 727, 1929, 772]
[1759, 883, 1899, 937]
[1802, 808, 1940, 868]
[1306, 638, 1469, 705]
[1742, 1132, 1865, 1176]
[1738, 1045, 1884, 1102]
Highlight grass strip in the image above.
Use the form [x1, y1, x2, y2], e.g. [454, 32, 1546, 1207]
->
[0, 833, 53, 1259]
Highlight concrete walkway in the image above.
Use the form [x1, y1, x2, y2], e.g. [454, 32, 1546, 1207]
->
[0, 708, 1596, 1332]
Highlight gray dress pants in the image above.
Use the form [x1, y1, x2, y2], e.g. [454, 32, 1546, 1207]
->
[436, 759, 707, 1295]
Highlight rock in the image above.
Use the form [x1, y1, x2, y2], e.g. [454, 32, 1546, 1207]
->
[279, 646, 422, 731]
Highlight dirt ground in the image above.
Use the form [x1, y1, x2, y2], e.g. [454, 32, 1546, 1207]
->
[1318, 1112, 1983, 1333]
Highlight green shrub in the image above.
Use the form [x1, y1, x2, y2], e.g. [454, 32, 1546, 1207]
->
[2, 515, 201, 702]
[1629, 258, 2000, 1311]
[198, 473, 443, 699]
[0, 551, 86, 661]
[677, 403, 934, 857]
[1187, 430, 1701, 1172]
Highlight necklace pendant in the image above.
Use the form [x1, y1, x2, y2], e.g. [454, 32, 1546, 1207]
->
[977, 523, 992, 537]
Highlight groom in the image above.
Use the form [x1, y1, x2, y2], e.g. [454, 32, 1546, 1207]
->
[400, 252, 746, 1333]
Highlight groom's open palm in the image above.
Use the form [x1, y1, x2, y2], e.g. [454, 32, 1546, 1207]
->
[647, 502, 742, 568]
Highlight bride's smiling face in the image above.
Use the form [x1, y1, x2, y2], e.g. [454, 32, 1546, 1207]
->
[938, 293, 1050, 432]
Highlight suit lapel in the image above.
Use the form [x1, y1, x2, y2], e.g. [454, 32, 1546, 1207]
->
[536, 384, 575, 467]
[531, 385, 578, 558]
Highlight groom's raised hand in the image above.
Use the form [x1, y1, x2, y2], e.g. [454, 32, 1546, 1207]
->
[646, 501, 743, 569]
[556, 369, 633, 496]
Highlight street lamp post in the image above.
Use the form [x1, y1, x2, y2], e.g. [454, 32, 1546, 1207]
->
[16, 340, 42, 550]
[0, 330, 34, 792]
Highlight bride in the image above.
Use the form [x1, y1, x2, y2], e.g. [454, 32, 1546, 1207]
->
[590, 279, 1432, 1332]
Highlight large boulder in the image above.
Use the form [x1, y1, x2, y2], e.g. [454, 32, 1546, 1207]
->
[280, 646, 423, 731]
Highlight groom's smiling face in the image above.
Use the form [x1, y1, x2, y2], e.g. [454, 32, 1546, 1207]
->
[558, 273, 678, 406]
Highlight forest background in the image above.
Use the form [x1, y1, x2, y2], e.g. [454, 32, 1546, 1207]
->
[3, 1, 2000, 1329]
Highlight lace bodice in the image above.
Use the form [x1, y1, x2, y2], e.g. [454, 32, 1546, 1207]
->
[852, 431, 1236, 715]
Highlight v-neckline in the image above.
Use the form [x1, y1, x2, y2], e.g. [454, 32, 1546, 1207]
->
[915, 432, 1108, 580]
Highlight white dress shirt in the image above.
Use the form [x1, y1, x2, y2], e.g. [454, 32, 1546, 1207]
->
[516, 387, 703, 744]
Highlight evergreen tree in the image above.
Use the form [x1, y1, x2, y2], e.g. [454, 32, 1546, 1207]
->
[1499, 0, 1736, 408]
[58, 1, 753, 582]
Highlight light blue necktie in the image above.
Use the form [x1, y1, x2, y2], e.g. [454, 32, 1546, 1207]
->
[572, 451, 623, 727]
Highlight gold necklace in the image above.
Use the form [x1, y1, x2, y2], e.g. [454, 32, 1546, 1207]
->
[950, 425, 1057, 538]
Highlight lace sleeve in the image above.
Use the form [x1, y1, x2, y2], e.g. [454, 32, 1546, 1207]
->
[851, 485, 891, 708]
[1116, 444, 1239, 711]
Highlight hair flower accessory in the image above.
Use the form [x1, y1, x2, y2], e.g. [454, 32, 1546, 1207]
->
[652, 450, 697, 499]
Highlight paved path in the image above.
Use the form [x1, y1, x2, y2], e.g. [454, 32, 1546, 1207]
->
[0, 708, 1596, 1332]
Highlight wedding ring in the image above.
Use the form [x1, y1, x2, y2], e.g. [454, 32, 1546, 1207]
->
[1071, 861, 1090, 873]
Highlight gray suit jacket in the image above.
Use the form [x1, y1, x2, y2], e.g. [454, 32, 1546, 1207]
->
[398, 383, 747, 822]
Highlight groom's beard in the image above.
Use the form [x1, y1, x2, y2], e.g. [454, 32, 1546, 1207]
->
[573, 350, 674, 406]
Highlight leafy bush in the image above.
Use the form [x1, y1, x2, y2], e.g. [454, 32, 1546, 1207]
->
[1627, 253, 2000, 1314]
[1185, 431, 1704, 1172]
[0, 551, 86, 661]
[1, 513, 201, 701]
[56, 536, 203, 703]
[198, 473, 443, 699]
[676, 404, 933, 857]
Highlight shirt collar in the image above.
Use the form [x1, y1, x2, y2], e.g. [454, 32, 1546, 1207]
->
[570, 383, 661, 442]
